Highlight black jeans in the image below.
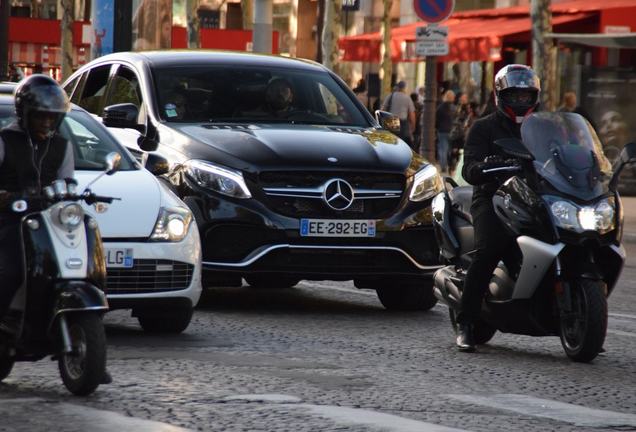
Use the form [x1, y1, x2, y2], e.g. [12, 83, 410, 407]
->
[457, 200, 513, 324]
[0, 221, 23, 319]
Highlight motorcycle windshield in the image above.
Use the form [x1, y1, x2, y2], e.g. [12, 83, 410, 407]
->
[521, 112, 613, 201]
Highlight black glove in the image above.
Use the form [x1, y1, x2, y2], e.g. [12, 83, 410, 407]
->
[0, 191, 18, 211]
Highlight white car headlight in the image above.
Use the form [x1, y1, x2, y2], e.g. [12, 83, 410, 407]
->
[150, 207, 193, 242]
[546, 196, 615, 234]
[409, 165, 444, 202]
[59, 203, 84, 230]
[184, 160, 251, 199]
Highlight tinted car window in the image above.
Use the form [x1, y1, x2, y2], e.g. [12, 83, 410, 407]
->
[78, 65, 112, 115]
[0, 105, 136, 171]
[152, 65, 369, 126]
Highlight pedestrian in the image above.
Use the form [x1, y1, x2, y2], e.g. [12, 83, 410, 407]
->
[381, 81, 416, 147]
[353, 78, 369, 112]
[457, 64, 541, 352]
[449, 93, 469, 173]
[558, 91, 595, 129]
[435, 90, 455, 173]
[410, 92, 424, 152]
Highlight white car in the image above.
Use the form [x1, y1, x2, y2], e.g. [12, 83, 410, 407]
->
[0, 96, 202, 333]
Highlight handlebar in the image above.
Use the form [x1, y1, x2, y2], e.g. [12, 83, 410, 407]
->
[482, 165, 522, 174]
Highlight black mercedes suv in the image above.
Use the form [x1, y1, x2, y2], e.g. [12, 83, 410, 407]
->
[63, 51, 444, 310]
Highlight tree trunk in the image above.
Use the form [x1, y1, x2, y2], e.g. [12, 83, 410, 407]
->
[187, 0, 200, 48]
[321, 0, 341, 74]
[316, 0, 325, 63]
[60, 0, 75, 80]
[380, 0, 393, 100]
[241, 0, 253, 30]
[531, 0, 554, 111]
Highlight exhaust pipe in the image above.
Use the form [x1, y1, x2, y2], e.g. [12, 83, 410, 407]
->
[433, 266, 462, 309]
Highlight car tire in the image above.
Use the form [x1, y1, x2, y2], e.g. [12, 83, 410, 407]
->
[245, 275, 300, 289]
[376, 280, 437, 311]
[137, 307, 194, 334]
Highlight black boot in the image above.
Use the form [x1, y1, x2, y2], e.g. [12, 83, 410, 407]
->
[456, 322, 476, 352]
[100, 369, 113, 384]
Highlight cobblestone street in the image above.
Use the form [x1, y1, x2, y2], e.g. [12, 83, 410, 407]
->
[2, 246, 636, 431]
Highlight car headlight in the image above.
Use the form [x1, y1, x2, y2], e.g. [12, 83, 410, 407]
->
[409, 165, 444, 202]
[545, 196, 615, 234]
[59, 203, 84, 230]
[184, 160, 251, 199]
[150, 207, 193, 242]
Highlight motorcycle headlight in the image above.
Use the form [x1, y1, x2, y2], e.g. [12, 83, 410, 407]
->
[59, 203, 84, 229]
[409, 165, 444, 202]
[545, 196, 615, 234]
[184, 160, 251, 199]
[150, 207, 193, 242]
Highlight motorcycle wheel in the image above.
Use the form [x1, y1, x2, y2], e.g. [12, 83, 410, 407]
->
[559, 279, 607, 363]
[449, 309, 497, 345]
[58, 313, 106, 396]
[0, 355, 14, 382]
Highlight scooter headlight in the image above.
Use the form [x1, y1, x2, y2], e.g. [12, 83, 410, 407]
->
[545, 196, 615, 234]
[59, 203, 84, 229]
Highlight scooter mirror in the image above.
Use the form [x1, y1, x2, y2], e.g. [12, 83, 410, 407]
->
[620, 142, 636, 165]
[104, 152, 122, 176]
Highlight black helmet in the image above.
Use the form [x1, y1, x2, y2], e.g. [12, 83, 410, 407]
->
[265, 77, 294, 111]
[14, 74, 70, 136]
[494, 64, 540, 124]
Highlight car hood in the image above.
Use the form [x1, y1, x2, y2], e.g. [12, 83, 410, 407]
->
[166, 124, 416, 174]
[75, 170, 161, 238]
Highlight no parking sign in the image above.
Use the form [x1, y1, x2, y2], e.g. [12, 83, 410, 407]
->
[413, 0, 454, 24]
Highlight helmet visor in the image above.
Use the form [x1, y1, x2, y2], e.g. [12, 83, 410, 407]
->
[496, 69, 540, 92]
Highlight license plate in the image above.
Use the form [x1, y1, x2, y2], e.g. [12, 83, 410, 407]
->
[105, 248, 134, 268]
[300, 219, 376, 237]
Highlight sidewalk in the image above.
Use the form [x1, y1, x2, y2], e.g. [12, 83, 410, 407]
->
[622, 197, 636, 243]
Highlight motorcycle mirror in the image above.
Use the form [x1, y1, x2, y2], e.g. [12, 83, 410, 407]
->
[610, 142, 636, 190]
[494, 138, 534, 161]
[104, 152, 122, 176]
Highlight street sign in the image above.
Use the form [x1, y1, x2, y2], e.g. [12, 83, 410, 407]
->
[413, 0, 455, 24]
[415, 25, 448, 56]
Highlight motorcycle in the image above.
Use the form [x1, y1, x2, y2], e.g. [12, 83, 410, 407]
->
[0, 152, 121, 395]
[432, 112, 635, 362]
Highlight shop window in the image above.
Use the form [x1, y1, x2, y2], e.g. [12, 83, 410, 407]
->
[78, 65, 112, 115]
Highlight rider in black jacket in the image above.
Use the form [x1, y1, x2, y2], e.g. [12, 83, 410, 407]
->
[456, 64, 541, 352]
[0, 75, 73, 319]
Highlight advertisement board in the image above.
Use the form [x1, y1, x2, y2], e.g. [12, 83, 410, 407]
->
[91, 0, 114, 59]
[132, 0, 172, 50]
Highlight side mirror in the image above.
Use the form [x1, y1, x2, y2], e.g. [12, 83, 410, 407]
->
[375, 110, 401, 135]
[104, 152, 122, 175]
[494, 138, 534, 160]
[610, 142, 636, 190]
[103, 103, 145, 132]
[145, 153, 169, 176]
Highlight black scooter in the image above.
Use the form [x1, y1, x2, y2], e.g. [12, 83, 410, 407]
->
[432, 112, 633, 362]
[0, 152, 121, 395]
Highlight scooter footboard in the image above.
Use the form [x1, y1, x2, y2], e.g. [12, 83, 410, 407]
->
[53, 281, 109, 318]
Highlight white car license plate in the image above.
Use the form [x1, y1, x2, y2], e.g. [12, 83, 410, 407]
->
[105, 248, 134, 268]
[300, 219, 376, 237]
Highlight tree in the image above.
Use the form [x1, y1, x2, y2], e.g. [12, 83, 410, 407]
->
[242, 0, 253, 30]
[531, 0, 555, 111]
[380, 0, 393, 100]
[60, 0, 75, 80]
[321, 0, 341, 74]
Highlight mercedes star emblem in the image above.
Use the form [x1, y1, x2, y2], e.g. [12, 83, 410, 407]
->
[327, 157, 338, 163]
[323, 178, 355, 211]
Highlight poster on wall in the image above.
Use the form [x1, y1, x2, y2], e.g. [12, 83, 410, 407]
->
[132, 0, 172, 50]
[91, 0, 114, 59]
[580, 67, 636, 193]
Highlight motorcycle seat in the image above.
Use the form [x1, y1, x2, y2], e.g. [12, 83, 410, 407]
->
[448, 186, 473, 224]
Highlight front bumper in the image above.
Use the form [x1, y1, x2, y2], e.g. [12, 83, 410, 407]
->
[102, 224, 202, 309]
[186, 188, 442, 279]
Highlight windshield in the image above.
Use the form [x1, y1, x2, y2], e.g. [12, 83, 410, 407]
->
[0, 105, 136, 171]
[521, 112, 612, 201]
[152, 65, 370, 127]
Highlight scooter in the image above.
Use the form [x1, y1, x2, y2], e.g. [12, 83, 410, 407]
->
[432, 112, 634, 362]
[0, 152, 121, 395]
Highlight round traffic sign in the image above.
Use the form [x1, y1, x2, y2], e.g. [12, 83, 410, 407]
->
[413, 0, 455, 24]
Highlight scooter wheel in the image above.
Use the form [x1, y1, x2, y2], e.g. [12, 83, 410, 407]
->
[0, 355, 14, 382]
[58, 313, 107, 396]
[559, 279, 607, 363]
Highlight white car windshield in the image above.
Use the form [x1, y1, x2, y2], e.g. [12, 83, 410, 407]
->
[0, 105, 137, 171]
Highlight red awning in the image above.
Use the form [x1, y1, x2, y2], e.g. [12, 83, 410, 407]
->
[339, 13, 592, 63]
